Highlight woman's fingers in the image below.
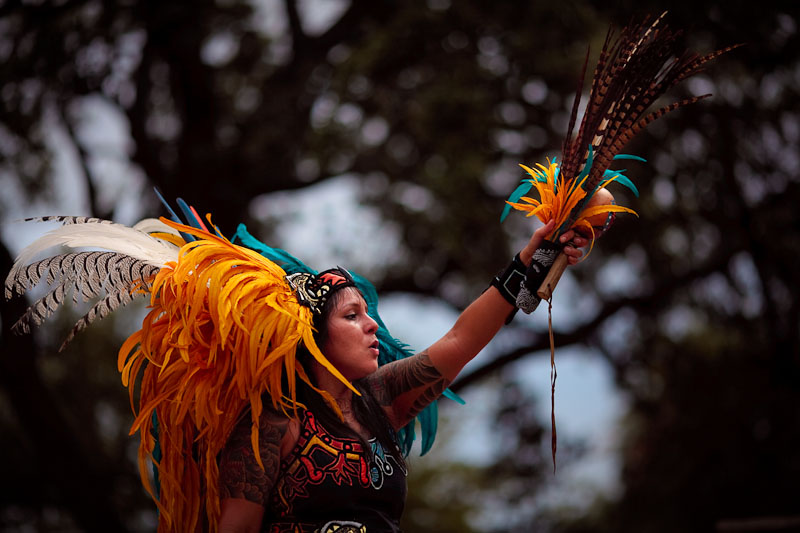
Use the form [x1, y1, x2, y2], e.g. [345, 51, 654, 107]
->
[520, 219, 556, 265]
[558, 229, 587, 266]
[574, 237, 589, 248]
[559, 229, 587, 246]
[521, 221, 591, 267]
[563, 245, 583, 265]
[559, 230, 588, 248]
[532, 219, 556, 243]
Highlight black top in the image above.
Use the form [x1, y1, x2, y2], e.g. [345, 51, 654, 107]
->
[264, 410, 407, 533]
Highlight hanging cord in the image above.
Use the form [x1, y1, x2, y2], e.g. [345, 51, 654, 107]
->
[547, 290, 557, 474]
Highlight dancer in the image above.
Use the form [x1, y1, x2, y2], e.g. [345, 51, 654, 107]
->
[4, 210, 585, 533]
[6, 12, 735, 533]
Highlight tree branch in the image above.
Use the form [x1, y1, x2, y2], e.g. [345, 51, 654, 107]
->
[451, 243, 740, 393]
[283, 0, 306, 58]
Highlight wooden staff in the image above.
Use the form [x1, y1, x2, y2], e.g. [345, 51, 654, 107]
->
[537, 187, 617, 300]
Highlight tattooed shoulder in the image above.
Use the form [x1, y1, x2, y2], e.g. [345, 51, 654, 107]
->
[219, 407, 289, 505]
[367, 350, 451, 421]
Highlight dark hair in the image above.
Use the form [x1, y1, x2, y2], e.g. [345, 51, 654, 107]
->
[295, 288, 406, 467]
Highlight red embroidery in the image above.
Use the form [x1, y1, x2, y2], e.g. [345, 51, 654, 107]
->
[274, 412, 371, 515]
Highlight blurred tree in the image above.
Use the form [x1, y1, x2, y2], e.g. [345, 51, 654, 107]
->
[1, 0, 798, 531]
[402, 380, 585, 533]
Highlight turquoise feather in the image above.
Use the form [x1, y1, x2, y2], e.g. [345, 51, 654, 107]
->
[154, 188, 196, 242]
[500, 181, 534, 222]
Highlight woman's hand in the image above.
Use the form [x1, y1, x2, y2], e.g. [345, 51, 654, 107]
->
[519, 220, 589, 266]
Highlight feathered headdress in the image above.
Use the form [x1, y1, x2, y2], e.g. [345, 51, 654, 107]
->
[4, 201, 458, 532]
[500, 13, 738, 469]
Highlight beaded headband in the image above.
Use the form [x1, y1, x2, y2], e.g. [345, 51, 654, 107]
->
[286, 268, 356, 315]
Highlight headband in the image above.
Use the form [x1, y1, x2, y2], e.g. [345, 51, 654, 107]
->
[286, 268, 356, 315]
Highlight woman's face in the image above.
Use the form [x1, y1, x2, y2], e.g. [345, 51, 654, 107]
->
[321, 287, 380, 381]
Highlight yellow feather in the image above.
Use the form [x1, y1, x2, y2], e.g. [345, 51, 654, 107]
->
[509, 161, 637, 242]
[117, 218, 357, 531]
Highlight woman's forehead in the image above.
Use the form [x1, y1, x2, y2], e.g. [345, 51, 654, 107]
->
[334, 287, 366, 308]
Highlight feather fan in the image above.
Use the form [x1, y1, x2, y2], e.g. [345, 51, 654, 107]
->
[504, 12, 740, 294]
[501, 12, 739, 473]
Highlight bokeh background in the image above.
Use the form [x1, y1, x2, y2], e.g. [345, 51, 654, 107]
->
[1, 0, 798, 531]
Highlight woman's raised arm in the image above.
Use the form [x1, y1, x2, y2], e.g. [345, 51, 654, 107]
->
[365, 220, 586, 428]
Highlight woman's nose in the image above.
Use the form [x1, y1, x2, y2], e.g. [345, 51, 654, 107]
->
[365, 315, 378, 333]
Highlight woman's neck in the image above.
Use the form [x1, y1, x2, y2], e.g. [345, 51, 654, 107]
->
[335, 394, 354, 416]
[312, 362, 356, 413]
[310, 363, 374, 441]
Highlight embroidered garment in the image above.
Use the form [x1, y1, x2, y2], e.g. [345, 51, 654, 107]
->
[265, 410, 407, 533]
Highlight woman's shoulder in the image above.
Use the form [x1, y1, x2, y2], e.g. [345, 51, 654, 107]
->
[280, 413, 302, 458]
[230, 401, 305, 459]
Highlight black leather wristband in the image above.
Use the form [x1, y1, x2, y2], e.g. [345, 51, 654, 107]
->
[491, 253, 527, 306]
[489, 254, 527, 324]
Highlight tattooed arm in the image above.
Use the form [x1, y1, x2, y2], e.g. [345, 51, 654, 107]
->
[365, 350, 451, 428]
[366, 222, 587, 426]
[365, 285, 516, 427]
[218, 407, 290, 533]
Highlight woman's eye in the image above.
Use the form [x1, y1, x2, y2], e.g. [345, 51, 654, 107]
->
[345, 313, 357, 320]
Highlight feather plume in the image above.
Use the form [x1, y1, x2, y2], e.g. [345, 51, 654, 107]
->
[8, 217, 178, 281]
[502, 13, 739, 474]
[132, 217, 182, 235]
[118, 218, 351, 532]
[505, 13, 740, 242]
[4, 217, 181, 349]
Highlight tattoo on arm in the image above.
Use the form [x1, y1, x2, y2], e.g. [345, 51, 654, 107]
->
[219, 408, 288, 505]
[370, 351, 451, 422]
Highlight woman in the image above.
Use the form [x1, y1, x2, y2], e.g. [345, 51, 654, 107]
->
[5, 211, 585, 533]
[217, 219, 587, 532]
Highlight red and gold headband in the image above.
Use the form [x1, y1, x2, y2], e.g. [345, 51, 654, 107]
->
[286, 267, 356, 315]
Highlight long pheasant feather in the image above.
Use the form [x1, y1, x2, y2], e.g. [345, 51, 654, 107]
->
[540, 13, 741, 238]
[5, 218, 181, 349]
[503, 13, 739, 474]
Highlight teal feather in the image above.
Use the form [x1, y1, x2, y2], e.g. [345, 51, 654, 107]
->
[602, 171, 640, 197]
[500, 181, 533, 222]
[154, 188, 196, 242]
[612, 154, 647, 163]
[605, 154, 644, 196]
[232, 225, 313, 273]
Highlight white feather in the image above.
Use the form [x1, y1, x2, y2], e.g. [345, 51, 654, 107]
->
[132, 218, 182, 236]
[8, 219, 180, 284]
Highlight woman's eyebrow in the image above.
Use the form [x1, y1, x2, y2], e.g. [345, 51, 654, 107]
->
[339, 302, 361, 312]
[341, 299, 369, 313]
